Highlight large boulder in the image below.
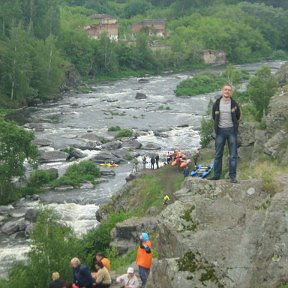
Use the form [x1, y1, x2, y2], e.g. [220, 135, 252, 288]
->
[1, 218, 27, 235]
[141, 142, 162, 150]
[122, 139, 142, 149]
[32, 139, 52, 146]
[102, 140, 122, 150]
[135, 92, 147, 99]
[38, 150, 69, 163]
[148, 177, 288, 288]
[238, 122, 255, 147]
[92, 151, 125, 164]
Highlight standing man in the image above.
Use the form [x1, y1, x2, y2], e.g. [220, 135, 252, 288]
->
[209, 84, 241, 183]
[155, 154, 159, 169]
[136, 232, 152, 288]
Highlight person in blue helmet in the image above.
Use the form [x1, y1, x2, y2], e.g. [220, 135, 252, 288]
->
[136, 232, 152, 288]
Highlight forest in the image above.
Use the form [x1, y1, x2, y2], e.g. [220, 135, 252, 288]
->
[0, 0, 288, 108]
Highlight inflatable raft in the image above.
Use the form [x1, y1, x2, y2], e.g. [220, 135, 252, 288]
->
[190, 163, 214, 178]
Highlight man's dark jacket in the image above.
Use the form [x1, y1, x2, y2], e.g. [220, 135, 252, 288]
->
[212, 97, 241, 134]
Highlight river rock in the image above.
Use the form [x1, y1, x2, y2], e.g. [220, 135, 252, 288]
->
[54, 185, 74, 191]
[26, 123, 45, 131]
[100, 170, 116, 177]
[135, 92, 147, 99]
[121, 139, 142, 149]
[141, 142, 162, 150]
[138, 78, 149, 83]
[102, 140, 122, 150]
[1, 218, 27, 235]
[32, 139, 52, 146]
[25, 209, 39, 222]
[38, 150, 69, 163]
[80, 133, 102, 143]
[92, 151, 124, 164]
[66, 148, 87, 160]
[73, 142, 102, 150]
[112, 148, 132, 161]
[80, 182, 95, 189]
[0, 205, 14, 214]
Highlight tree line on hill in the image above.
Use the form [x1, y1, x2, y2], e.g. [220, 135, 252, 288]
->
[0, 0, 288, 109]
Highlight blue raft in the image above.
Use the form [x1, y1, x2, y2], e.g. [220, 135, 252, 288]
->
[190, 163, 214, 178]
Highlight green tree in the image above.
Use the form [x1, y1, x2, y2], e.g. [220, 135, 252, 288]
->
[58, 30, 94, 77]
[200, 116, 214, 148]
[247, 65, 278, 121]
[91, 33, 119, 75]
[0, 120, 37, 202]
[21, 0, 60, 39]
[1, 25, 34, 104]
[3, 210, 81, 288]
[30, 35, 65, 103]
[0, 0, 22, 38]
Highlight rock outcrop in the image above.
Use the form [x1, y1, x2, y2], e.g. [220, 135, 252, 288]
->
[146, 178, 288, 288]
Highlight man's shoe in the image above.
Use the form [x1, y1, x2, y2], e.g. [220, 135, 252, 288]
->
[230, 178, 238, 183]
[208, 176, 220, 180]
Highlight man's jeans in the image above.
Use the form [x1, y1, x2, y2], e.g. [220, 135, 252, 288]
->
[138, 266, 150, 287]
[213, 127, 238, 179]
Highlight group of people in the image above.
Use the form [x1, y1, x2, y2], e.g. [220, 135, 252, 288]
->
[49, 232, 153, 288]
[167, 84, 241, 183]
[132, 154, 160, 172]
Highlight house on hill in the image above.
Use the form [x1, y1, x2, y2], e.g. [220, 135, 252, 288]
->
[132, 19, 167, 38]
[202, 50, 226, 66]
[84, 14, 118, 41]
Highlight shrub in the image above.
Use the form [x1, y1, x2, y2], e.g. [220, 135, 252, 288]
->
[53, 160, 100, 188]
[108, 126, 121, 132]
[200, 117, 214, 148]
[115, 129, 133, 139]
[28, 170, 58, 187]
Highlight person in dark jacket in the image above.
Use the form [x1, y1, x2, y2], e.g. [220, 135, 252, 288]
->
[209, 84, 241, 183]
[155, 154, 159, 169]
[49, 272, 65, 288]
[71, 257, 95, 288]
[150, 156, 155, 170]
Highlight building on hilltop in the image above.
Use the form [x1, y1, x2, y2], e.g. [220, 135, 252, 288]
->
[132, 19, 167, 38]
[84, 14, 118, 41]
[202, 50, 226, 66]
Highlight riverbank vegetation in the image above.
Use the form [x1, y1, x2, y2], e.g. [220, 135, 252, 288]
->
[0, 165, 183, 287]
[175, 65, 249, 96]
[1, 1, 288, 109]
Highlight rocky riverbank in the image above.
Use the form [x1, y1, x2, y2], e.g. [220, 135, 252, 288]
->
[96, 94, 288, 287]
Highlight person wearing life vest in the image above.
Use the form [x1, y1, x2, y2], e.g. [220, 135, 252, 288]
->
[136, 232, 152, 288]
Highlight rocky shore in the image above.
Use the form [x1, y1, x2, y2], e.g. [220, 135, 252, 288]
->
[96, 94, 288, 287]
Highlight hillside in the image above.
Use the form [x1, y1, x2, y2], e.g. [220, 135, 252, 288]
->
[98, 94, 288, 287]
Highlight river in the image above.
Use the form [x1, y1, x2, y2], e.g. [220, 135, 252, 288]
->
[0, 60, 285, 278]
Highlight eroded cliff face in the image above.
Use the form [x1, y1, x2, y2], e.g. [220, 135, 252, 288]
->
[148, 178, 288, 288]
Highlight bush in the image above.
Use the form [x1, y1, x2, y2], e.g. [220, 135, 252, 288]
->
[200, 117, 214, 148]
[108, 126, 121, 132]
[53, 160, 101, 188]
[28, 170, 58, 187]
[115, 129, 133, 139]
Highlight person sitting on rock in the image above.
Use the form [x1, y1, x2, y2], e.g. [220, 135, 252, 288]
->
[48, 272, 65, 288]
[92, 252, 111, 278]
[94, 261, 111, 288]
[116, 267, 140, 288]
[71, 257, 95, 288]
